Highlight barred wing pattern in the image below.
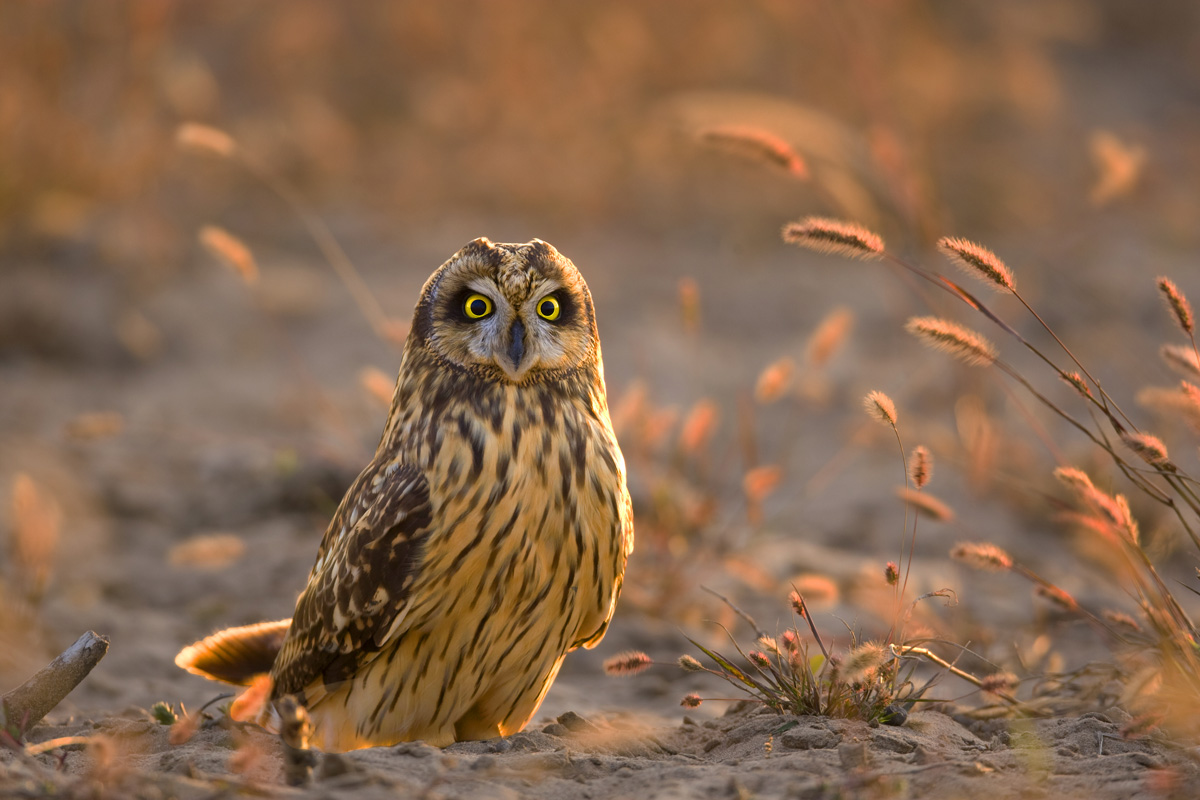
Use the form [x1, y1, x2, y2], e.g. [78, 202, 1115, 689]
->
[272, 460, 434, 697]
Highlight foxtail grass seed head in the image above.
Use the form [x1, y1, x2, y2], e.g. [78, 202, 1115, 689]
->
[782, 217, 885, 260]
[176, 122, 236, 157]
[950, 542, 1013, 572]
[755, 357, 795, 404]
[980, 671, 1019, 697]
[1061, 371, 1092, 400]
[749, 651, 771, 669]
[679, 399, 719, 455]
[1157, 277, 1194, 334]
[909, 446, 932, 489]
[199, 225, 258, 285]
[1120, 431, 1170, 466]
[678, 655, 703, 672]
[863, 390, 898, 428]
[789, 590, 807, 618]
[1053, 466, 1096, 493]
[885, 561, 900, 587]
[681, 694, 703, 709]
[698, 125, 809, 178]
[894, 487, 955, 522]
[781, 630, 800, 652]
[937, 237, 1016, 292]
[1161, 343, 1200, 379]
[743, 465, 783, 504]
[805, 307, 854, 367]
[603, 651, 653, 676]
[842, 642, 886, 682]
[756, 636, 780, 655]
[905, 316, 997, 367]
[1102, 609, 1141, 631]
[1034, 584, 1079, 612]
[604, 652, 652, 676]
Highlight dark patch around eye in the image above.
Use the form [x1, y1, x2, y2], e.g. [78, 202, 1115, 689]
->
[541, 293, 576, 324]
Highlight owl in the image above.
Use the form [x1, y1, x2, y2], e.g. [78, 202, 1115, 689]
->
[176, 238, 633, 752]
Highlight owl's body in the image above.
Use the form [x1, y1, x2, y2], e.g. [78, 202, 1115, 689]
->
[177, 239, 633, 752]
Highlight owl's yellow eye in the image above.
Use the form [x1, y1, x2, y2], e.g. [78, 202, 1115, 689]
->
[536, 296, 561, 321]
[463, 293, 493, 319]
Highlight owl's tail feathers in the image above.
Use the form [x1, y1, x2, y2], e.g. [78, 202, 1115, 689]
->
[175, 619, 292, 686]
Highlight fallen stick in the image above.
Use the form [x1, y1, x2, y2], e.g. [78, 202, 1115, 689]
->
[2, 631, 110, 733]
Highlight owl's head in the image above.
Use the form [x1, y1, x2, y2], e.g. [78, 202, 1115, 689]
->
[409, 238, 600, 384]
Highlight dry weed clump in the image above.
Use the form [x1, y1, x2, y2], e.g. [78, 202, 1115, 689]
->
[783, 217, 1200, 736]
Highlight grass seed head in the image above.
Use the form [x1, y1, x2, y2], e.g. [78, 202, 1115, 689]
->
[679, 399, 719, 455]
[782, 216, 884, 260]
[842, 642, 886, 682]
[937, 237, 1016, 292]
[980, 671, 1019, 696]
[743, 465, 783, 504]
[1160, 343, 1200, 379]
[905, 316, 997, 367]
[908, 445, 932, 489]
[950, 542, 1013, 572]
[885, 561, 900, 587]
[863, 390, 898, 428]
[681, 694, 703, 708]
[1120, 431, 1170, 467]
[789, 590, 807, 618]
[1102, 609, 1142, 632]
[678, 655, 703, 672]
[199, 225, 258, 285]
[805, 307, 854, 367]
[755, 357, 795, 404]
[176, 122, 236, 157]
[1157, 277, 1194, 334]
[603, 651, 653, 676]
[895, 487, 954, 521]
[698, 125, 809, 178]
[1061, 371, 1092, 400]
[1034, 584, 1079, 612]
[749, 651, 772, 669]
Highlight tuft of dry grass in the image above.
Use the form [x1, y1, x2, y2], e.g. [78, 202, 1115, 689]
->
[697, 125, 809, 179]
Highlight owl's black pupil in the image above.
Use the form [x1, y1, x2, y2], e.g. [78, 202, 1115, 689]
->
[470, 298, 487, 316]
[541, 301, 554, 316]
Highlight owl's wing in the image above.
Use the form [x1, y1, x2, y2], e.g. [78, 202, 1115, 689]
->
[272, 460, 434, 696]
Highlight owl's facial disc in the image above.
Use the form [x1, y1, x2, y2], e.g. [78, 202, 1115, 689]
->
[417, 239, 598, 383]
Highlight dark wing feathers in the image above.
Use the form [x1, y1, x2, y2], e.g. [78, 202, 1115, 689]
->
[272, 460, 434, 696]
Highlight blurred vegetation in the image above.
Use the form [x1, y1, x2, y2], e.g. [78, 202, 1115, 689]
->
[5, 0, 1200, 280]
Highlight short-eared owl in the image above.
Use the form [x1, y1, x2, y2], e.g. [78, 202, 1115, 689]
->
[176, 238, 633, 752]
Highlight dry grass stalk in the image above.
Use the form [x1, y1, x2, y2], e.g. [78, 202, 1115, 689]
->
[905, 316, 997, 367]
[782, 217, 884, 260]
[10, 474, 61, 604]
[1157, 277, 1194, 334]
[908, 446, 932, 489]
[805, 307, 854, 367]
[175, 122, 236, 158]
[698, 125, 809, 178]
[754, 358, 794, 404]
[1160, 343, 1200, 379]
[359, 367, 394, 407]
[895, 487, 954, 522]
[678, 277, 701, 335]
[937, 237, 1016, 292]
[950, 542, 1013, 572]
[603, 651, 653, 676]
[863, 390, 897, 428]
[1119, 431, 1170, 467]
[199, 225, 258, 284]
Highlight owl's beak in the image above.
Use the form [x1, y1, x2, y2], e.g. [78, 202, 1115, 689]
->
[502, 318, 527, 379]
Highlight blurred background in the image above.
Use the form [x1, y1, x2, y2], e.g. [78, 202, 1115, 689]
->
[4, 0, 1200, 720]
